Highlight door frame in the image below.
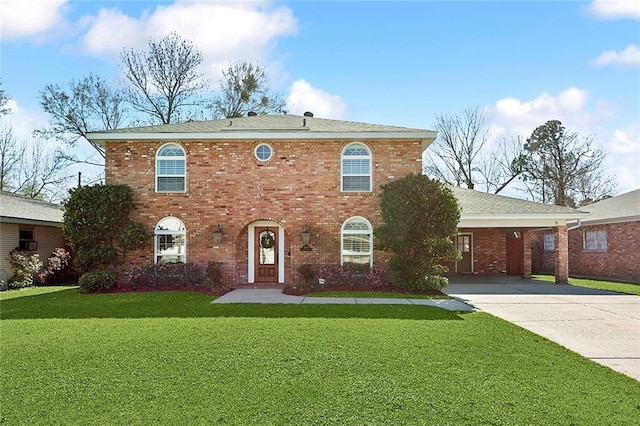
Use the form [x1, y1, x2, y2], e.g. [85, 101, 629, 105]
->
[248, 220, 284, 284]
[455, 233, 474, 273]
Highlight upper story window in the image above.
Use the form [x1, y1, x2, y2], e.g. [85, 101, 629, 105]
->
[341, 143, 371, 192]
[254, 144, 273, 162]
[155, 216, 186, 264]
[341, 216, 373, 266]
[584, 229, 607, 251]
[156, 144, 186, 193]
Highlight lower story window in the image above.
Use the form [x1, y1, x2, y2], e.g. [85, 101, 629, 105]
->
[584, 229, 607, 251]
[155, 217, 186, 263]
[341, 216, 373, 266]
[18, 227, 37, 251]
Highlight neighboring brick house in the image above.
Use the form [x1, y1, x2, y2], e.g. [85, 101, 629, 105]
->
[87, 114, 585, 286]
[0, 191, 65, 286]
[532, 189, 639, 283]
[567, 189, 639, 283]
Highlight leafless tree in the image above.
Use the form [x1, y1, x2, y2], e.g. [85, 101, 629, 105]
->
[521, 120, 616, 207]
[39, 73, 126, 160]
[0, 124, 24, 191]
[209, 61, 286, 119]
[476, 135, 529, 194]
[0, 79, 10, 116]
[0, 122, 72, 201]
[120, 32, 208, 124]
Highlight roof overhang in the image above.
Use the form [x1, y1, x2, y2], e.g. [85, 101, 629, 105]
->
[0, 217, 63, 227]
[87, 131, 438, 151]
[458, 213, 589, 229]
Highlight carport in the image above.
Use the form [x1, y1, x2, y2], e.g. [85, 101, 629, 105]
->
[450, 187, 588, 283]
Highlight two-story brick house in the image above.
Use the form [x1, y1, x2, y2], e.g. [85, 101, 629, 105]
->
[88, 114, 435, 286]
[88, 113, 584, 286]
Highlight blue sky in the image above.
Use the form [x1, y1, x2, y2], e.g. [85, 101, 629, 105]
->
[1, 0, 639, 195]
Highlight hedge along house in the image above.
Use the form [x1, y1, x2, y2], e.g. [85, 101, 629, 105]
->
[0, 191, 65, 286]
[532, 188, 639, 283]
[449, 187, 587, 283]
[86, 114, 436, 286]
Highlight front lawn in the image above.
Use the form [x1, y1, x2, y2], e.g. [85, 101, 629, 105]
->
[1, 289, 639, 425]
[533, 274, 640, 295]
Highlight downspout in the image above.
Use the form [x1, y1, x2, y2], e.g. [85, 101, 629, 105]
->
[567, 219, 582, 231]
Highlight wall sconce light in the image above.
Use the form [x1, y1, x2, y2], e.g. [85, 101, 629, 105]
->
[301, 224, 312, 251]
[213, 224, 224, 244]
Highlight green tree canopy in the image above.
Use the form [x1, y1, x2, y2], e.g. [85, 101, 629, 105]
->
[63, 184, 149, 274]
[375, 174, 461, 291]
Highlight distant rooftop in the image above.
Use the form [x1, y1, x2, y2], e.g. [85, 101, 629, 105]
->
[577, 189, 640, 224]
[0, 191, 64, 226]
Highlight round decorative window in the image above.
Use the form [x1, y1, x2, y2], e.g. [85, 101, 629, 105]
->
[254, 144, 273, 161]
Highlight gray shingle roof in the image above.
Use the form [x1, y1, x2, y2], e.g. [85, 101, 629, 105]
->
[0, 191, 64, 225]
[450, 186, 586, 217]
[578, 189, 640, 224]
[91, 114, 429, 134]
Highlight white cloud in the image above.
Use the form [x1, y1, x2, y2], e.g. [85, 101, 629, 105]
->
[81, 0, 298, 78]
[588, 0, 640, 20]
[593, 44, 640, 67]
[603, 124, 640, 192]
[0, 0, 68, 40]
[490, 87, 615, 137]
[0, 100, 49, 142]
[286, 79, 347, 119]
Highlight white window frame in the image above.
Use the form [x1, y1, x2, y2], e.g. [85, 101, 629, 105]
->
[154, 216, 186, 264]
[341, 143, 372, 192]
[341, 216, 373, 267]
[254, 143, 273, 162]
[155, 143, 186, 193]
[583, 229, 607, 251]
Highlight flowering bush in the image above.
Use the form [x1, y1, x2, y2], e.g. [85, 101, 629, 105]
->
[7, 250, 43, 289]
[40, 248, 73, 284]
[318, 263, 390, 288]
[128, 263, 205, 289]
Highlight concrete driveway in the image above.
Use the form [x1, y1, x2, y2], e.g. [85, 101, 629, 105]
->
[444, 276, 640, 381]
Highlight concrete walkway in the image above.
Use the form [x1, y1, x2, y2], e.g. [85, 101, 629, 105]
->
[212, 289, 474, 311]
[444, 279, 640, 382]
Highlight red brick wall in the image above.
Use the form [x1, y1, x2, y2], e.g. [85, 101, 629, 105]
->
[568, 221, 640, 283]
[445, 228, 507, 274]
[531, 231, 555, 274]
[105, 138, 423, 285]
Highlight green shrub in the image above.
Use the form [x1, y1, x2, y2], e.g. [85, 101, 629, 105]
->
[78, 270, 116, 293]
[375, 174, 460, 291]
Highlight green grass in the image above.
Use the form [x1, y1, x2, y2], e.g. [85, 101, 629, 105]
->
[305, 290, 449, 299]
[2, 289, 639, 425]
[533, 274, 640, 295]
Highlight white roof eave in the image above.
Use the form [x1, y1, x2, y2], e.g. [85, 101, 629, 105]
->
[88, 130, 437, 144]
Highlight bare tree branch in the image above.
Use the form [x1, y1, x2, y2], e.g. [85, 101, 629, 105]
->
[120, 32, 208, 124]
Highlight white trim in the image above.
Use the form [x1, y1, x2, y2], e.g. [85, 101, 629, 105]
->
[341, 142, 372, 193]
[455, 233, 473, 273]
[89, 130, 437, 142]
[155, 143, 187, 193]
[458, 217, 584, 228]
[247, 220, 284, 284]
[340, 216, 373, 267]
[254, 143, 274, 162]
[154, 216, 186, 264]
